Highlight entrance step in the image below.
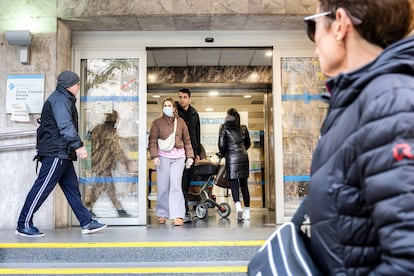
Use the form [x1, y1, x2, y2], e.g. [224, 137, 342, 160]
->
[0, 240, 264, 275]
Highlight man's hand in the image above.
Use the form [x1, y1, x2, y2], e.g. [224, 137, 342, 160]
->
[76, 146, 88, 159]
[185, 158, 194, 169]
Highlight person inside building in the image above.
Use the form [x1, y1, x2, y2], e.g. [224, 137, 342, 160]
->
[15, 71, 106, 237]
[86, 110, 132, 218]
[218, 108, 251, 222]
[305, 0, 414, 274]
[176, 88, 201, 223]
[148, 98, 194, 226]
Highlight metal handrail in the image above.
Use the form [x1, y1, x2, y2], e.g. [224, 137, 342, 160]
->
[0, 130, 36, 139]
[0, 130, 36, 151]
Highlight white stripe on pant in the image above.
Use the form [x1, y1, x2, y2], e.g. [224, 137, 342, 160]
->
[156, 156, 186, 219]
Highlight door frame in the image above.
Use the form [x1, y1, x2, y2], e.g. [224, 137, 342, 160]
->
[72, 30, 315, 224]
[73, 49, 147, 225]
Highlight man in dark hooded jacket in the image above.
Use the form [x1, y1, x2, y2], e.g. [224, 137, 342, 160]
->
[16, 71, 106, 237]
[176, 88, 201, 223]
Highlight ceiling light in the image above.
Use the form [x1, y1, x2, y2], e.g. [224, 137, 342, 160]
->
[205, 107, 214, 112]
[147, 73, 157, 83]
[153, 95, 160, 98]
[244, 95, 252, 98]
[208, 90, 219, 96]
[265, 51, 272, 57]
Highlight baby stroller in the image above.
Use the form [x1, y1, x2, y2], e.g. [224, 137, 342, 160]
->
[188, 155, 231, 219]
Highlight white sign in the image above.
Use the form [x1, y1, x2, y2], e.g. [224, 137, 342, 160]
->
[10, 103, 30, 122]
[6, 75, 45, 113]
[199, 111, 248, 160]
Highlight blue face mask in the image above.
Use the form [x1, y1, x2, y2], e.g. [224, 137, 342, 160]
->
[163, 106, 174, 117]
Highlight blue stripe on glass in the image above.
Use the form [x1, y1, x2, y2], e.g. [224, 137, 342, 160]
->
[282, 92, 324, 104]
[283, 175, 310, 182]
[79, 176, 138, 184]
[80, 96, 139, 102]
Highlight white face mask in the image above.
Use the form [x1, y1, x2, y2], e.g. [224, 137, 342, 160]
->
[163, 106, 174, 117]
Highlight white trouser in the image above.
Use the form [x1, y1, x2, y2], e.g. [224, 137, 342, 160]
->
[156, 156, 186, 219]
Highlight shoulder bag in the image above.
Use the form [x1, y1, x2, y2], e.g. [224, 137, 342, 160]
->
[247, 197, 321, 276]
[158, 118, 177, 151]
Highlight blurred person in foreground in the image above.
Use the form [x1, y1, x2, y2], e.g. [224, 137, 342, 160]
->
[305, 0, 414, 274]
[16, 71, 106, 237]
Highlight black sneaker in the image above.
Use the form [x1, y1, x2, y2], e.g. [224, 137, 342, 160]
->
[237, 211, 244, 222]
[15, 226, 45, 237]
[81, 220, 107, 234]
[183, 214, 192, 223]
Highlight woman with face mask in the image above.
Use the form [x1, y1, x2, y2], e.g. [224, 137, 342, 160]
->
[148, 98, 194, 226]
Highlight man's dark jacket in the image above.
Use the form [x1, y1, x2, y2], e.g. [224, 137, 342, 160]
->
[36, 85, 83, 160]
[308, 35, 414, 275]
[176, 103, 201, 157]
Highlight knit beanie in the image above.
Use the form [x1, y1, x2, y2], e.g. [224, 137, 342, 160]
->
[57, 71, 80, 88]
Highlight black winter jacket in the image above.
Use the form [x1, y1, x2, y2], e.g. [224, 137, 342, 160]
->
[308, 35, 414, 275]
[218, 117, 251, 180]
[176, 103, 201, 157]
[36, 85, 83, 160]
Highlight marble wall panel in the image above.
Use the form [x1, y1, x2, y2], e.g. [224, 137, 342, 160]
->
[56, 0, 318, 31]
[138, 16, 176, 31]
[0, 0, 56, 19]
[148, 66, 272, 84]
[210, 15, 249, 30]
[133, 0, 174, 15]
[0, 0, 59, 229]
[55, 21, 72, 228]
[211, 0, 249, 14]
[0, 147, 54, 229]
[285, 0, 318, 14]
[248, 0, 286, 14]
[244, 14, 285, 30]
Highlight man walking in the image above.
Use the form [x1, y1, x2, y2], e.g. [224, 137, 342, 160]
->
[15, 71, 106, 237]
[177, 88, 201, 223]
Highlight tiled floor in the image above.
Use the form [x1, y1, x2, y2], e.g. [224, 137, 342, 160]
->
[0, 206, 277, 244]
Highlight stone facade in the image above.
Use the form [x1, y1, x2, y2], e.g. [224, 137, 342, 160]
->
[0, 0, 319, 229]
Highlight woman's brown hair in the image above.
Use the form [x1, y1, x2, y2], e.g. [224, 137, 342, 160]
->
[318, 0, 412, 48]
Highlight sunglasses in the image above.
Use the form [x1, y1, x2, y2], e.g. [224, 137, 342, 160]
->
[304, 11, 335, 42]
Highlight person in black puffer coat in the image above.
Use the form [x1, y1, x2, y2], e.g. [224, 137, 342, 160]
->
[218, 108, 251, 222]
[305, 0, 414, 274]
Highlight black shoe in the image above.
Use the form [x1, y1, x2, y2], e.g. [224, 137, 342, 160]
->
[117, 209, 131, 217]
[237, 211, 244, 222]
[15, 226, 45, 237]
[183, 214, 192, 223]
[81, 220, 107, 234]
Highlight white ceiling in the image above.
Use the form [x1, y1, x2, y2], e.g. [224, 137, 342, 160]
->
[147, 47, 272, 67]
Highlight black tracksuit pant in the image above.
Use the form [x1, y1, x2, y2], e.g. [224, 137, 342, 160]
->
[17, 157, 91, 229]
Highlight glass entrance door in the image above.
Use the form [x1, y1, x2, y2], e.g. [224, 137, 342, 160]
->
[76, 56, 146, 225]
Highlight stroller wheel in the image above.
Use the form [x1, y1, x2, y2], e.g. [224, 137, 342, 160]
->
[217, 202, 231, 218]
[195, 203, 209, 219]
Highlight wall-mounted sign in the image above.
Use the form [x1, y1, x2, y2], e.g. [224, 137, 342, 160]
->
[6, 74, 45, 114]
